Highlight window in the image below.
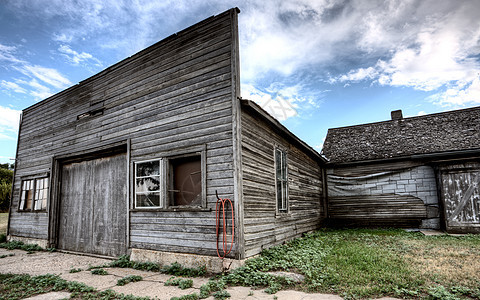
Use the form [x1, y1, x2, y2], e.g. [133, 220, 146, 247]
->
[168, 155, 202, 207]
[135, 159, 164, 208]
[275, 148, 288, 212]
[19, 177, 48, 211]
[134, 151, 205, 209]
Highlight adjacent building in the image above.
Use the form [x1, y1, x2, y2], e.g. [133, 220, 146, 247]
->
[322, 108, 480, 233]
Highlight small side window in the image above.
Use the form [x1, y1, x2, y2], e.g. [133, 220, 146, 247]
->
[275, 148, 288, 213]
[19, 177, 49, 211]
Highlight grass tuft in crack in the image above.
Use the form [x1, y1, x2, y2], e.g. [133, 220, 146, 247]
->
[90, 268, 108, 275]
[117, 275, 143, 286]
[165, 277, 193, 289]
[0, 240, 43, 252]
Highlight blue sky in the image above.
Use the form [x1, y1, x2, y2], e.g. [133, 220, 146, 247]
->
[1, 0, 480, 163]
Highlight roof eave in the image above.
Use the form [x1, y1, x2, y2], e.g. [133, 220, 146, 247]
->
[325, 148, 480, 167]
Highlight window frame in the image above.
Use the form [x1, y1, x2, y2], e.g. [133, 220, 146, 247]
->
[274, 147, 289, 213]
[134, 158, 165, 209]
[133, 147, 207, 210]
[166, 152, 205, 208]
[18, 174, 50, 212]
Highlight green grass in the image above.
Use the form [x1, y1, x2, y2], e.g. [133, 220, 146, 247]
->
[107, 255, 206, 277]
[219, 229, 480, 299]
[90, 268, 108, 275]
[0, 273, 152, 300]
[0, 213, 8, 235]
[165, 277, 193, 289]
[2, 229, 480, 300]
[0, 240, 43, 252]
[117, 275, 143, 286]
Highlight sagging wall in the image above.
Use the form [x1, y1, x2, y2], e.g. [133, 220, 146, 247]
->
[9, 8, 241, 257]
[327, 161, 440, 229]
[240, 106, 325, 258]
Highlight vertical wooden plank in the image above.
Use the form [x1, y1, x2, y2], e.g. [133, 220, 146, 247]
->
[126, 139, 131, 249]
[229, 8, 244, 260]
[92, 154, 127, 256]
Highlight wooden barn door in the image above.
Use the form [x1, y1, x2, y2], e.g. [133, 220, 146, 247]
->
[58, 152, 127, 257]
[440, 163, 480, 232]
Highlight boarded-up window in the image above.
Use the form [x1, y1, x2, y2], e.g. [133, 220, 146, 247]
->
[169, 155, 202, 207]
[19, 177, 49, 211]
[135, 159, 164, 208]
[275, 148, 288, 212]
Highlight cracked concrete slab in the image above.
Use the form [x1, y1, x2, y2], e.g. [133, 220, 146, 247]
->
[0, 248, 399, 300]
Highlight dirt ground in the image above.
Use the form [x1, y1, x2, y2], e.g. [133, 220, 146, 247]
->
[0, 248, 351, 300]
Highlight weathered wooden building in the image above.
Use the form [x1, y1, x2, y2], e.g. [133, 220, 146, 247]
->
[321, 108, 480, 233]
[8, 8, 327, 264]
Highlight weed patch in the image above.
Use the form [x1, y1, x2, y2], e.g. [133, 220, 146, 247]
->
[161, 262, 207, 277]
[0, 273, 153, 300]
[171, 293, 200, 300]
[212, 290, 230, 299]
[117, 275, 143, 286]
[90, 268, 108, 275]
[0, 240, 43, 252]
[107, 255, 206, 277]
[165, 277, 193, 289]
[69, 268, 82, 273]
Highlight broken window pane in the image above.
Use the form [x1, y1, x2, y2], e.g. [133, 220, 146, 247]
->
[135, 159, 163, 208]
[135, 193, 160, 207]
[170, 156, 202, 206]
[136, 177, 160, 193]
[136, 161, 160, 177]
[33, 177, 48, 211]
[20, 177, 48, 211]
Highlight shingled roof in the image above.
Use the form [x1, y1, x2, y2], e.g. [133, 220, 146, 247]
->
[321, 106, 480, 164]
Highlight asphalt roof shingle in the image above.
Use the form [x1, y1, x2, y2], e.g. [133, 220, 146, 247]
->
[321, 106, 480, 164]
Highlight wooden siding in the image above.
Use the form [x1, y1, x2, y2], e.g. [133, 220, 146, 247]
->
[10, 9, 240, 257]
[327, 161, 438, 228]
[241, 108, 324, 258]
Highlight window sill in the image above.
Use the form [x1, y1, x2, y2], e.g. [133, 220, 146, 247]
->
[275, 211, 292, 219]
[16, 210, 47, 213]
[131, 207, 212, 212]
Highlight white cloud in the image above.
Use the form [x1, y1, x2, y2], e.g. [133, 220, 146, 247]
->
[16, 65, 71, 90]
[53, 33, 73, 43]
[0, 106, 22, 141]
[336, 67, 378, 83]
[58, 45, 102, 67]
[3, 0, 480, 111]
[330, 0, 480, 106]
[242, 83, 298, 121]
[417, 111, 427, 116]
[0, 80, 27, 94]
[242, 82, 323, 121]
[428, 76, 480, 107]
[0, 43, 25, 64]
[25, 79, 54, 100]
